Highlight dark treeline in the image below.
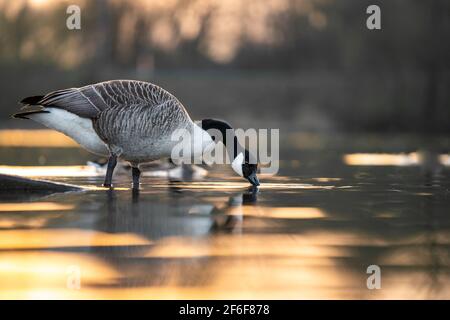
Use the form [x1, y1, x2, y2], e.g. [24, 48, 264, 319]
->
[0, 0, 449, 133]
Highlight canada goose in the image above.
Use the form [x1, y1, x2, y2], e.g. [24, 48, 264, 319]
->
[13, 80, 260, 188]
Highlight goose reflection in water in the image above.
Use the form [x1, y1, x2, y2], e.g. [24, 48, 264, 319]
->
[208, 187, 259, 232]
[102, 183, 260, 241]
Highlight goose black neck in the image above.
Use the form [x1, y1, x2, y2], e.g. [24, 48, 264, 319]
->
[201, 118, 241, 160]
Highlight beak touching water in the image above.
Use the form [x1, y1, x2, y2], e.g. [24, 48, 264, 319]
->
[231, 153, 260, 187]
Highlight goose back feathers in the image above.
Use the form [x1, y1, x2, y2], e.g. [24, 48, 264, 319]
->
[16, 80, 210, 162]
[29, 80, 187, 119]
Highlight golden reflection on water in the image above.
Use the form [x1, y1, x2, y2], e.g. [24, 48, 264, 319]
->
[225, 206, 326, 219]
[0, 130, 78, 147]
[0, 229, 151, 249]
[344, 152, 450, 166]
[344, 153, 420, 166]
[0, 232, 355, 299]
[0, 165, 101, 177]
[159, 181, 335, 190]
[312, 177, 341, 182]
[0, 213, 62, 229]
[0, 252, 119, 300]
[145, 234, 344, 259]
[440, 154, 450, 166]
[0, 165, 335, 191]
[0, 149, 448, 299]
[0, 202, 73, 212]
[1, 229, 447, 299]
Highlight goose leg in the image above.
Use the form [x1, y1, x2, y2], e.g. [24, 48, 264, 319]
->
[103, 154, 117, 188]
[132, 166, 141, 190]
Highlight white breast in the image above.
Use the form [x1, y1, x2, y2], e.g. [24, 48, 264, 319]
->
[28, 108, 109, 156]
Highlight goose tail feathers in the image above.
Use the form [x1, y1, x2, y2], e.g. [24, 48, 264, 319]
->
[14, 95, 47, 119]
[12, 109, 49, 120]
[20, 95, 45, 105]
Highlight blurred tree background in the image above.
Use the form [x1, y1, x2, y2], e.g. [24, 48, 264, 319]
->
[0, 0, 449, 133]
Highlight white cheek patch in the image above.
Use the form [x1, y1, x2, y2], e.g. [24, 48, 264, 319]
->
[231, 152, 244, 177]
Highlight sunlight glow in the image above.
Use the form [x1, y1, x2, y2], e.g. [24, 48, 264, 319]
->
[0, 251, 119, 299]
[28, 0, 51, 9]
[439, 154, 450, 166]
[0, 0, 326, 65]
[0, 165, 101, 177]
[0, 202, 73, 212]
[158, 181, 335, 190]
[144, 234, 346, 259]
[343, 153, 420, 166]
[312, 177, 341, 182]
[227, 206, 326, 219]
[0, 213, 62, 228]
[344, 152, 450, 167]
[0, 229, 447, 299]
[0, 130, 78, 147]
[0, 229, 151, 249]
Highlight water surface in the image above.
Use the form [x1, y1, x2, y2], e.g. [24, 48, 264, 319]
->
[0, 132, 449, 299]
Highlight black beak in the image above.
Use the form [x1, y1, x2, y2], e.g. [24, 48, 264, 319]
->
[246, 172, 260, 186]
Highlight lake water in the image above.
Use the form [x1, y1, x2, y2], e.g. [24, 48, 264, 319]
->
[0, 131, 449, 299]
